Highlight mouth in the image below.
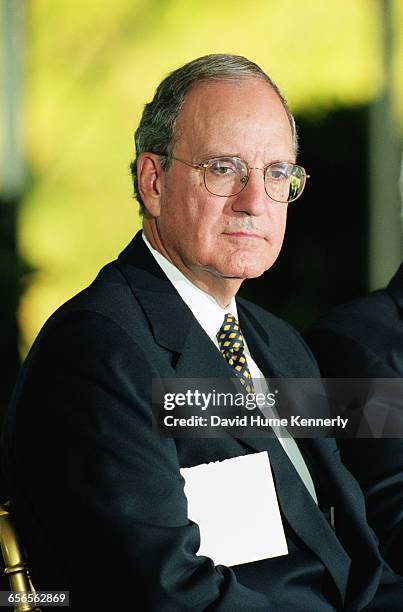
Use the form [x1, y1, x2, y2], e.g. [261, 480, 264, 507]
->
[222, 231, 264, 240]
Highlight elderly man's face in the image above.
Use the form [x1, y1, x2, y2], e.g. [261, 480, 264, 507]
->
[157, 78, 294, 282]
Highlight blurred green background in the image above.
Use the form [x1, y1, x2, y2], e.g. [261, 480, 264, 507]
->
[1, 0, 403, 413]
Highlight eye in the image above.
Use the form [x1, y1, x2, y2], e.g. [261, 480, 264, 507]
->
[267, 163, 290, 181]
[209, 158, 239, 176]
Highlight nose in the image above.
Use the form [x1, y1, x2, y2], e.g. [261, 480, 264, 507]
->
[230, 168, 269, 216]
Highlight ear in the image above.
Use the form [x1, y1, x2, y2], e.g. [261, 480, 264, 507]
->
[137, 153, 164, 216]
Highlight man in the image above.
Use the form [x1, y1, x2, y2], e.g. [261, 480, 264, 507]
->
[305, 263, 403, 576]
[2, 54, 402, 610]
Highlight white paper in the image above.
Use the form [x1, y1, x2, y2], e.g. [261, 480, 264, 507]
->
[180, 451, 288, 567]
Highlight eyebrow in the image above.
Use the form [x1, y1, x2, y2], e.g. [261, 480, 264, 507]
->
[198, 151, 239, 160]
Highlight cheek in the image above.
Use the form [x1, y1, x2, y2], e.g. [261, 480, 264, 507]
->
[258, 208, 288, 264]
[183, 198, 224, 245]
[271, 207, 288, 240]
[160, 193, 217, 254]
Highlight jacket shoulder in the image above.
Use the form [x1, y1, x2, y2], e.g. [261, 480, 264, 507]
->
[30, 260, 149, 351]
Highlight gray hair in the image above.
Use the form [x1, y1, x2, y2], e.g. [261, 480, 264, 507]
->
[130, 53, 298, 213]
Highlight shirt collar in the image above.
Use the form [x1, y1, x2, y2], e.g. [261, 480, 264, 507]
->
[142, 232, 238, 343]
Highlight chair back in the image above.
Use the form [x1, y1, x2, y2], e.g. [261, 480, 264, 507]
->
[0, 502, 41, 612]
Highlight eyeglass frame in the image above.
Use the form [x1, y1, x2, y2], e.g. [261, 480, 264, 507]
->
[154, 153, 310, 203]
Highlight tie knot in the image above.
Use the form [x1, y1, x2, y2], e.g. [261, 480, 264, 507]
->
[216, 313, 245, 354]
[216, 313, 254, 393]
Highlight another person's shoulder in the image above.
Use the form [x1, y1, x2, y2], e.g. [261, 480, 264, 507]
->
[309, 288, 393, 337]
[305, 288, 401, 377]
[306, 286, 399, 349]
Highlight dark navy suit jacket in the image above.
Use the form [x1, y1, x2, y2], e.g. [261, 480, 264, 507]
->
[2, 234, 402, 610]
[305, 263, 403, 577]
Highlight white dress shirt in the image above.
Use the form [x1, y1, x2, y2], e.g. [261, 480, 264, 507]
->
[142, 233, 317, 503]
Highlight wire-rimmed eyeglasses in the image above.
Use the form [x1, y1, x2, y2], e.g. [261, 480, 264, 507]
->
[158, 154, 309, 203]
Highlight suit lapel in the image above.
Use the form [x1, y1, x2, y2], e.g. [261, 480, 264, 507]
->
[242, 436, 351, 602]
[237, 299, 289, 378]
[300, 438, 384, 609]
[174, 315, 236, 379]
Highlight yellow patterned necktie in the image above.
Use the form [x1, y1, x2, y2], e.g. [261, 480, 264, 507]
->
[216, 313, 255, 393]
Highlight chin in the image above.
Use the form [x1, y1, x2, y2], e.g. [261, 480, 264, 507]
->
[226, 250, 279, 279]
[215, 259, 273, 280]
[201, 246, 280, 280]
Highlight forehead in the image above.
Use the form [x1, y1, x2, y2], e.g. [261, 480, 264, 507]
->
[174, 78, 294, 161]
